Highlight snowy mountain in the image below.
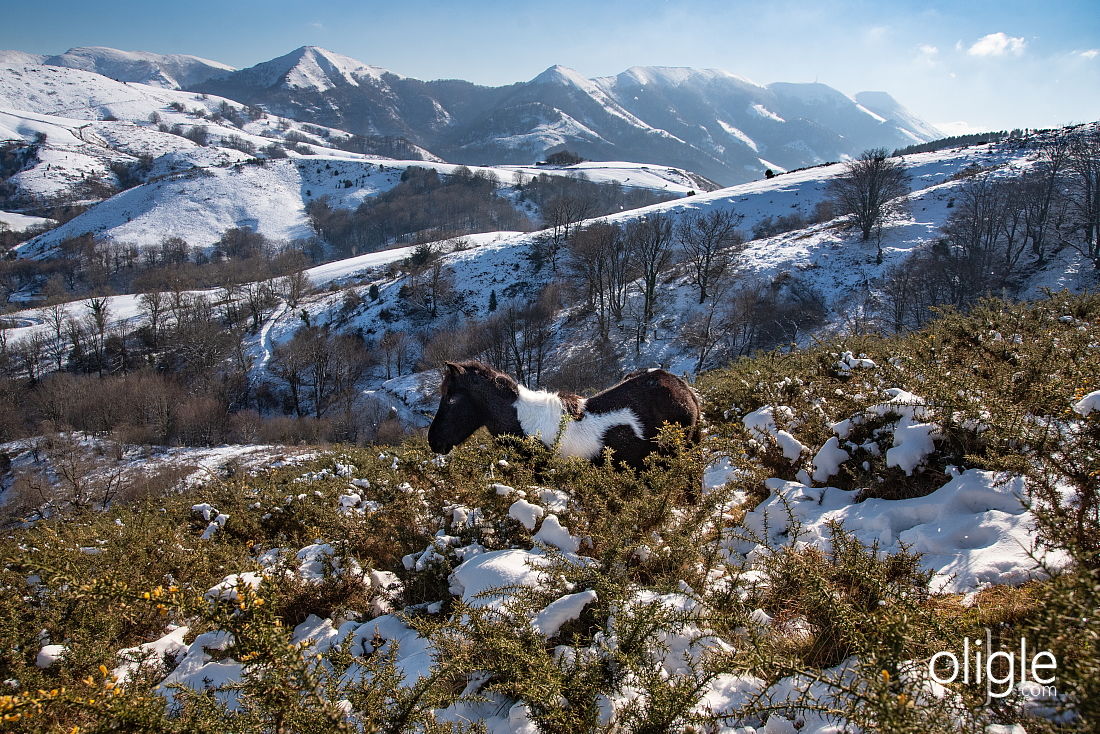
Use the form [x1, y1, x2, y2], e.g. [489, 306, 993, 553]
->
[195, 47, 940, 185]
[1, 46, 235, 89]
[1, 45, 940, 185]
[0, 65, 709, 258]
[218, 46, 392, 92]
[855, 90, 943, 141]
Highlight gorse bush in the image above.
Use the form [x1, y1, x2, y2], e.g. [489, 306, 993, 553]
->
[1, 292, 1097, 732]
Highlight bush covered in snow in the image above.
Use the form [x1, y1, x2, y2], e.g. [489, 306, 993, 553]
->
[0, 292, 1097, 732]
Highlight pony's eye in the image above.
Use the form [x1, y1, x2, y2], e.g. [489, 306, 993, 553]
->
[447, 396, 459, 405]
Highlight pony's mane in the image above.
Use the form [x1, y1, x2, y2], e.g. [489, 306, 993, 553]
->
[442, 360, 517, 394]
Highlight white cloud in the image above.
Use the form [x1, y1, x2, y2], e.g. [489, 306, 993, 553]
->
[1079, 49, 1100, 60]
[915, 44, 939, 68]
[967, 32, 1027, 57]
[865, 25, 889, 43]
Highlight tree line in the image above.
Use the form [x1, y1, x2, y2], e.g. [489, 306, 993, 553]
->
[878, 128, 1100, 331]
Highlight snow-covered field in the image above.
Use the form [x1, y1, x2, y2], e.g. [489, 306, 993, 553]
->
[0, 434, 315, 512]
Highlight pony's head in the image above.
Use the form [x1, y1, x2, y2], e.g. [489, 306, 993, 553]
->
[427, 361, 518, 454]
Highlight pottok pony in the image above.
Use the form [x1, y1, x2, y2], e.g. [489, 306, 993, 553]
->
[427, 361, 701, 470]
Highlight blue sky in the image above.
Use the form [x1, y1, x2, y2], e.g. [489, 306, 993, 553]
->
[2, 0, 1098, 132]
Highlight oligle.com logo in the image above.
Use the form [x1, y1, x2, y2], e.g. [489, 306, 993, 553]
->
[929, 629, 1057, 705]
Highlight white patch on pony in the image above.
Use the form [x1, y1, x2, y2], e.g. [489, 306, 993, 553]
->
[560, 409, 644, 460]
[515, 386, 565, 444]
[514, 385, 644, 460]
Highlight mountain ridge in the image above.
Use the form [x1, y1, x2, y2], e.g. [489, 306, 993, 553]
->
[190, 46, 940, 185]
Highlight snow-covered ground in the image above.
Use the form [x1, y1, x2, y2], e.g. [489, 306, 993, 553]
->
[0, 209, 54, 231]
[0, 434, 314, 513]
[109, 435, 1068, 732]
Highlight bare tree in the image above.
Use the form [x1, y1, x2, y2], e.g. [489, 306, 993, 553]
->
[84, 297, 111, 376]
[421, 261, 455, 318]
[826, 148, 911, 246]
[681, 276, 733, 373]
[677, 209, 744, 303]
[539, 194, 595, 271]
[16, 331, 47, 381]
[270, 336, 310, 417]
[241, 280, 278, 332]
[37, 304, 69, 371]
[379, 330, 415, 379]
[1024, 137, 1073, 265]
[1064, 127, 1100, 269]
[498, 286, 559, 386]
[566, 221, 634, 340]
[277, 270, 312, 308]
[626, 214, 674, 329]
[139, 290, 166, 349]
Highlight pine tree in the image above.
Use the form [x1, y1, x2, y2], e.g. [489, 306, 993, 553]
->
[488, 290, 497, 312]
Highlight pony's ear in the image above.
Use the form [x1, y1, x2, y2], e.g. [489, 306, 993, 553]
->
[443, 361, 464, 376]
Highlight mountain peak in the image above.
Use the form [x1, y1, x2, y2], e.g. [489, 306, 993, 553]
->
[240, 46, 394, 92]
[530, 64, 590, 87]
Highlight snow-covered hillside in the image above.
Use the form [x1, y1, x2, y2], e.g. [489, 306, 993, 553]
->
[0, 62, 454, 209]
[0, 60, 711, 256]
[37, 46, 235, 89]
[236, 139, 1093, 420]
[0, 46, 234, 89]
[9, 148, 704, 258]
[8, 133, 1093, 430]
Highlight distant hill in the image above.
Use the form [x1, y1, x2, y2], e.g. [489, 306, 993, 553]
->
[5, 46, 235, 89]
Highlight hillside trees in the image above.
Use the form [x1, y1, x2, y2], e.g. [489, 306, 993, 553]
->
[544, 150, 585, 166]
[626, 214, 674, 327]
[306, 167, 531, 258]
[493, 288, 559, 386]
[1065, 127, 1100, 269]
[421, 285, 562, 387]
[878, 138, 1088, 331]
[827, 148, 911, 247]
[522, 173, 674, 271]
[400, 246, 456, 319]
[566, 221, 635, 341]
[677, 209, 745, 303]
[268, 326, 372, 421]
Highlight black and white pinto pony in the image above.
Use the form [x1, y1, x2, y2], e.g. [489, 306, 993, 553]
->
[427, 361, 701, 469]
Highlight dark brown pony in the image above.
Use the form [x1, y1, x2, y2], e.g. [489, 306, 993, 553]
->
[427, 361, 701, 470]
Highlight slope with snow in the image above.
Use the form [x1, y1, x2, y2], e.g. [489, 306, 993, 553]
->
[37, 46, 235, 89]
[6, 129, 1094, 439]
[232, 135, 1090, 414]
[10, 148, 700, 259]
